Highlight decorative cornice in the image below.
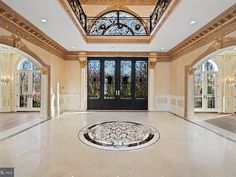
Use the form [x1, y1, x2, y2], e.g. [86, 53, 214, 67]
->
[0, 1, 67, 59]
[66, 51, 170, 62]
[169, 4, 236, 60]
[80, 0, 157, 5]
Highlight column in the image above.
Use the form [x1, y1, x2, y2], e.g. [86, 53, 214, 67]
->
[79, 52, 87, 111]
[186, 66, 195, 118]
[148, 53, 157, 111]
[40, 67, 49, 118]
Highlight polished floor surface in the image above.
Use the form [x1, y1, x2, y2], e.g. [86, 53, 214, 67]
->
[0, 112, 40, 132]
[206, 114, 236, 134]
[0, 112, 236, 177]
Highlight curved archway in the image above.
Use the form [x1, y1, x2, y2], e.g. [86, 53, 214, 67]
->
[185, 37, 236, 118]
[0, 35, 51, 117]
[89, 10, 148, 35]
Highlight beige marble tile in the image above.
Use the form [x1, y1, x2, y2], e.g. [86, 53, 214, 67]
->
[0, 112, 236, 177]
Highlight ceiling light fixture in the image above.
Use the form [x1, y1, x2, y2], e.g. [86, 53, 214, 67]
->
[71, 46, 76, 49]
[41, 18, 47, 23]
[161, 47, 165, 50]
[189, 20, 196, 25]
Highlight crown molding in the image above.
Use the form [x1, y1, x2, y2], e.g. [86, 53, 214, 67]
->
[169, 4, 236, 60]
[0, 1, 67, 59]
[66, 51, 170, 62]
[80, 0, 157, 6]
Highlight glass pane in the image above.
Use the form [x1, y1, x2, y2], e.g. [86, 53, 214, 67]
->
[135, 61, 147, 99]
[104, 60, 115, 99]
[120, 61, 131, 99]
[32, 72, 41, 108]
[194, 74, 202, 96]
[207, 96, 215, 108]
[88, 60, 100, 99]
[19, 72, 29, 108]
[207, 74, 216, 95]
[194, 97, 202, 108]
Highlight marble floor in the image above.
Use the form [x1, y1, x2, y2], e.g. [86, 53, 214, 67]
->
[0, 112, 236, 177]
[0, 112, 40, 132]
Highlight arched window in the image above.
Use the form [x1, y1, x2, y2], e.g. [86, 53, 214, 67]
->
[89, 11, 148, 36]
[17, 58, 39, 71]
[196, 59, 218, 72]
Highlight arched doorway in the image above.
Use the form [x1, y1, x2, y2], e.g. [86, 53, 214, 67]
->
[16, 58, 42, 111]
[194, 59, 219, 112]
[0, 44, 50, 119]
[187, 46, 236, 118]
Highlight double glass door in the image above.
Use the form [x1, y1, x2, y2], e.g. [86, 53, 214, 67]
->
[16, 71, 41, 111]
[194, 72, 218, 112]
[87, 58, 148, 110]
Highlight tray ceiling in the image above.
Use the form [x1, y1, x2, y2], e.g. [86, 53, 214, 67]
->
[1, 0, 236, 52]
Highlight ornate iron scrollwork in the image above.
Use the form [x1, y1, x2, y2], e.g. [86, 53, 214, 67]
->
[67, 0, 172, 36]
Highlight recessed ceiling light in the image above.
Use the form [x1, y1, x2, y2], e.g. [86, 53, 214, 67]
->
[71, 46, 76, 49]
[190, 20, 196, 25]
[41, 18, 47, 23]
[116, 47, 120, 50]
[161, 47, 165, 50]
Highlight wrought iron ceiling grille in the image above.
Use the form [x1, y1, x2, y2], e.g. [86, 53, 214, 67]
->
[67, 0, 172, 36]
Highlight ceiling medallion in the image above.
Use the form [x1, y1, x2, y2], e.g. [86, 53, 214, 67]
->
[79, 121, 160, 150]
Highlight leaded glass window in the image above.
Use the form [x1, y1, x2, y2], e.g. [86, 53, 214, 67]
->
[89, 11, 148, 36]
[135, 61, 148, 99]
[88, 60, 100, 99]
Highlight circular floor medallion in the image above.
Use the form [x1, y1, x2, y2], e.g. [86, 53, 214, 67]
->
[79, 121, 160, 151]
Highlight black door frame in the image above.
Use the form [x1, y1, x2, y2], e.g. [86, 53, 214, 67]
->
[87, 57, 148, 110]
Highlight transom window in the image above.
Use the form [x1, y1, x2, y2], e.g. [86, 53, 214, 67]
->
[196, 59, 219, 72]
[17, 58, 39, 71]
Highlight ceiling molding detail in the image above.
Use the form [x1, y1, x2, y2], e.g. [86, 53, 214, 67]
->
[0, 1, 67, 59]
[66, 51, 170, 62]
[80, 0, 157, 5]
[59, 0, 180, 43]
[169, 4, 236, 60]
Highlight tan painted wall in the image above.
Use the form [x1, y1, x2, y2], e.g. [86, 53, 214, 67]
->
[82, 5, 154, 17]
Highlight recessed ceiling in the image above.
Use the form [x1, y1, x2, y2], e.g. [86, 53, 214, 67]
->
[2, 0, 236, 52]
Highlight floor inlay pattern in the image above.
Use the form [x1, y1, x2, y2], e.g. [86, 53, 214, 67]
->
[79, 121, 160, 150]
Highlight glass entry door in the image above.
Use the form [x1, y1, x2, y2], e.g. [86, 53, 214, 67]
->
[16, 59, 41, 112]
[87, 57, 148, 110]
[194, 72, 218, 112]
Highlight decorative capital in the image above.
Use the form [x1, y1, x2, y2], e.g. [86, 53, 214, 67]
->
[79, 52, 87, 68]
[148, 53, 157, 69]
[186, 66, 196, 75]
[40, 67, 48, 75]
[11, 35, 24, 49]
